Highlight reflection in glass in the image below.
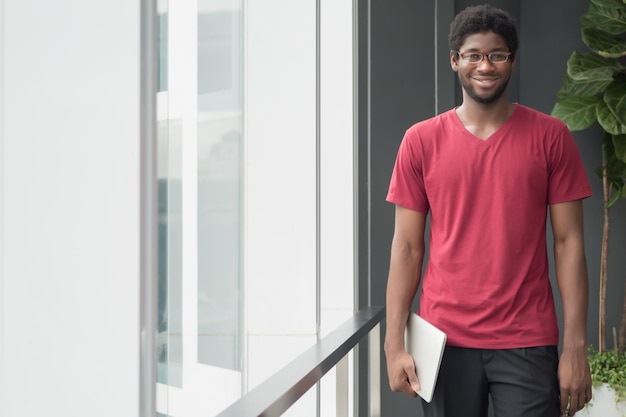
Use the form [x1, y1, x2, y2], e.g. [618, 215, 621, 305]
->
[156, 7, 171, 386]
[157, 118, 184, 388]
[197, 3, 243, 371]
[158, 12, 168, 92]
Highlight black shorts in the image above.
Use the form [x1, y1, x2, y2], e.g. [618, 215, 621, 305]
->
[421, 346, 560, 417]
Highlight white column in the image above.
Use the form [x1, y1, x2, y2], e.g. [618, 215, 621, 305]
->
[0, 1, 143, 416]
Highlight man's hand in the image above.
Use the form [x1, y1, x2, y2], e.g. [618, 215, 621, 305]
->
[557, 349, 592, 417]
[386, 349, 420, 397]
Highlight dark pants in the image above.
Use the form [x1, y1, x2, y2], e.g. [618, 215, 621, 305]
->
[421, 346, 560, 417]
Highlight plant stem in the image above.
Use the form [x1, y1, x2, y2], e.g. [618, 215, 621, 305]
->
[619, 282, 626, 355]
[599, 141, 611, 353]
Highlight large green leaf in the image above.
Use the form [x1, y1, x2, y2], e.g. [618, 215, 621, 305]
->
[603, 75, 626, 126]
[582, 1, 626, 34]
[552, 96, 601, 131]
[556, 73, 613, 99]
[582, 28, 626, 58]
[598, 100, 626, 134]
[614, 134, 626, 162]
[566, 51, 621, 81]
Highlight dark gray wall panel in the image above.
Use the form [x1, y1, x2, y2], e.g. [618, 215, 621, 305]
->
[369, 1, 437, 309]
[368, 0, 438, 415]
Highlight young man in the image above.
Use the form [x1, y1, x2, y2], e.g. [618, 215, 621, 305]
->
[384, 5, 593, 417]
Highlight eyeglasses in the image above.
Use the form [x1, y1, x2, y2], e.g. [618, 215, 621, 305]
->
[454, 50, 512, 64]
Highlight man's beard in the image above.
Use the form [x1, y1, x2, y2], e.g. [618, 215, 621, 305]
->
[460, 74, 510, 105]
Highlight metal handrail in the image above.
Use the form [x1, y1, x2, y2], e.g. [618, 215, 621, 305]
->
[215, 306, 385, 417]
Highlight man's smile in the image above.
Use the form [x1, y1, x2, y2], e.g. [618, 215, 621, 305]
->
[471, 76, 499, 86]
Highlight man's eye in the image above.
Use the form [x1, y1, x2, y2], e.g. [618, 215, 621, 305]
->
[466, 54, 482, 61]
[490, 54, 507, 61]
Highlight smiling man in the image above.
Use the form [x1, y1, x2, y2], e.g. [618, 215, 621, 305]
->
[384, 4, 593, 417]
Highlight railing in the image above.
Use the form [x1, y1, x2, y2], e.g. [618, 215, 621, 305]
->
[216, 306, 385, 417]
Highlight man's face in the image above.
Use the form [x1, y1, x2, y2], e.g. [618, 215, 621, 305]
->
[450, 31, 515, 105]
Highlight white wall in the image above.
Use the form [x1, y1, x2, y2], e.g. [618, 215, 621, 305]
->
[0, 1, 143, 416]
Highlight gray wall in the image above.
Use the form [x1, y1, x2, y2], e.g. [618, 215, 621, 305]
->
[360, 1, 626, 415]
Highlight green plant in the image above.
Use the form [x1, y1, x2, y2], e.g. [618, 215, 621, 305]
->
[551, 0, 626, 354]
[588, 346, 626, 403]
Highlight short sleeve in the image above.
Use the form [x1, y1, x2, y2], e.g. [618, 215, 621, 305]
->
[547, 124, 593, 204]
[386, 128, 430, 213]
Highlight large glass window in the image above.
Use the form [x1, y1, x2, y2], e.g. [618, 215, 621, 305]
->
[157, 1, 355, 415]
[157, 1, 184, 390]
[197, 2, 243, 371]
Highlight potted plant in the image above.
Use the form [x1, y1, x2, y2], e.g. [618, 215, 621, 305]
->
[551, 0, 626, 414]
[584, 346, 626, 415]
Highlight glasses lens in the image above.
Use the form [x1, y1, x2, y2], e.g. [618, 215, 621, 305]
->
[465, 53, 483, 63]
[489, 53, 509, 63]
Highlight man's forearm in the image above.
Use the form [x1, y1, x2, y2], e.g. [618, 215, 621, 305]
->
[384, 239, 424, 354]
[555, 238, 589, 351]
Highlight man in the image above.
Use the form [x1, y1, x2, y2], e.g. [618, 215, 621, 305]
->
[384, 4, 593, 417]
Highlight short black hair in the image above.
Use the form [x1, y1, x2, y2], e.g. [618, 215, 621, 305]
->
[448, 4, 518, 58]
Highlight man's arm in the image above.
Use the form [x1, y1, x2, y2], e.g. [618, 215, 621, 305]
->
[384, 205, 427, 397]
[550, 200, 592, 416]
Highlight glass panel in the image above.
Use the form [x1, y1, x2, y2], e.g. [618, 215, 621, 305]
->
[158, 12, 168, 92]
[156, 1, 358, 415]
[157, 119, 168, 385]
[157, 1, 183, 391]
[157, 117, 184, 387]
[156, 4, 170, 386]
[197, 1, 243, 371]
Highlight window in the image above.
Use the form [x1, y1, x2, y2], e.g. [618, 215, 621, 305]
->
[157, 1, 355, 415]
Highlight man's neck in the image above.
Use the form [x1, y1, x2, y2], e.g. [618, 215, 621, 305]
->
[455, 97, 517, 140]
[456, 96, 516, 127]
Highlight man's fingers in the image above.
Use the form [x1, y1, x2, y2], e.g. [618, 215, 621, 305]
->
[389, 374, 417, 397]
[404, 363, 420, 394]
[576, 392, 585, 409]
[560, 391, 570, 417]
[401, 381, 419, 397]
[387, 353, 420, 397]
[560, 392, 588, 417]
[572, 390, 590, 414]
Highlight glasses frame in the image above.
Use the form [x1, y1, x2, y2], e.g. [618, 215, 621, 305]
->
[453, 50, 512, 64]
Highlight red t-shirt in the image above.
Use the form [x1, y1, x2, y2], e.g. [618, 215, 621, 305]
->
[387, 104, 592, 348]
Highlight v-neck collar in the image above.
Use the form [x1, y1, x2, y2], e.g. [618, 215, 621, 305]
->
[451, 103, 520, 144]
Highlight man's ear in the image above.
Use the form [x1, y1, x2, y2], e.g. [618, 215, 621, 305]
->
[450, 50, 459, 72]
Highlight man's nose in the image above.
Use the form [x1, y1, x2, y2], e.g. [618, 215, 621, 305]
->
[476, 55, 496, 70]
